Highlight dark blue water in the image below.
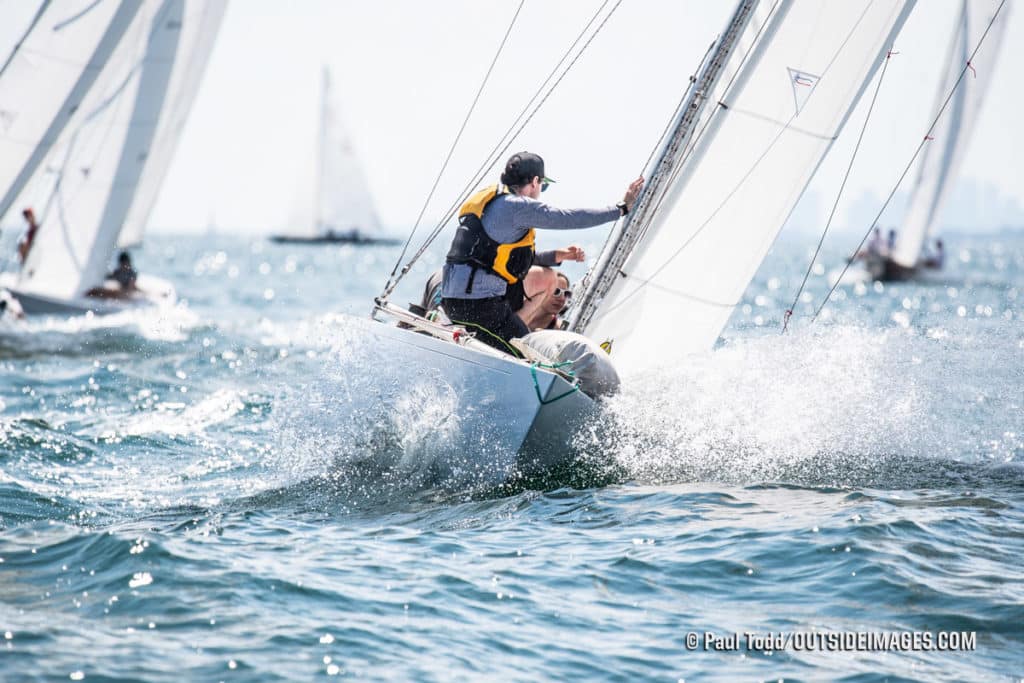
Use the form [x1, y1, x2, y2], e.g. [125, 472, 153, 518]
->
[1, 231, 1022, 681]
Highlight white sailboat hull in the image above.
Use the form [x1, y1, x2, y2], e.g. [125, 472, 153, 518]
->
[1, 274, 175, 316]
[354, 317, 597, 487]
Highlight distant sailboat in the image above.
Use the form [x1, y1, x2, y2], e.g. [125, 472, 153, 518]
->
[0, 0, 226, 315]
[270, 66, 397, 246]
[866, 0, 1009, 281]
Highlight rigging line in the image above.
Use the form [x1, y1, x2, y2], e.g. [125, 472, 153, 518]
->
[382, 0, 526, 292]
[0, 0, 52, 81]
[812, 0, 1007, 323]
[783, 47, 894, 334]
[379, 0, 622, 301]
[394, 0, 618, 285]
[416, 0, 615, 240]
[52, 0, 104, 31]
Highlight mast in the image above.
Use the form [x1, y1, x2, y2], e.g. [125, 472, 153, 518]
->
[570, 0, 758, 333]
[315, 66, 330, 234]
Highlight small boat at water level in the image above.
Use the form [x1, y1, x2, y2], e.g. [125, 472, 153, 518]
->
[0, 273, 175, 317]
[269, 231, 400, 246]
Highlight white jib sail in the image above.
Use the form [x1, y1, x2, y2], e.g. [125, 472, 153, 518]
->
[15, 0, 182, 300]
[117, 0, 228, 248]
[891, 0, 1009, 268]
[578, 0, 915, 374]
[0, 0, 144, 221]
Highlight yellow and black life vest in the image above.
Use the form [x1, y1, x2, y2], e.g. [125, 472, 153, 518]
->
[446, 185, 536, 299]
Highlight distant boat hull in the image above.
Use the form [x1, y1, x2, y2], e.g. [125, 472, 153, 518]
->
[864, 255, 944, 283]
[0, 274, 176, 316]
[269, 232, 401, 246]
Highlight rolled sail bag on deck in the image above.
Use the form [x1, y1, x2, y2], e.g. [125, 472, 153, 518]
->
[519, 331, 620, 398]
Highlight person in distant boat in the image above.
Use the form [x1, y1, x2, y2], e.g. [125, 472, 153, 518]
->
[109, 251, 138, 291]
[442, 151, 643, 354]
[86, 251, 139, 299]
[17, 207, 39, 264]
[857, 227, 884, 260]
[887, 228, 897, 254]
[922, 238, 944, 269]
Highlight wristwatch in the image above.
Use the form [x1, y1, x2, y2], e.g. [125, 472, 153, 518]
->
[616, 201, 628, 217]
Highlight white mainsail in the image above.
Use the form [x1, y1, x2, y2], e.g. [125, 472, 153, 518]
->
[890, 0, 1009, 268]
[572, 0, 915, 373]
[0, 0, 144, 221]
[288, 66, 381, 238]
[11, 0, 209, 301]
[117, 0, 227, 248]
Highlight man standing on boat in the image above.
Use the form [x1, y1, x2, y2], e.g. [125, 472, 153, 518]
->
[442, 151, 643, 354]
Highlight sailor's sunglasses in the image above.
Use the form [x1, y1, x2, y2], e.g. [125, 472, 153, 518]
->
[552, 287, 571, 298]
[541, 181, 550, 192]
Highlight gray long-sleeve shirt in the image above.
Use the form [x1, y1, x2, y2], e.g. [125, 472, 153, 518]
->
[442, 192, 619, 300]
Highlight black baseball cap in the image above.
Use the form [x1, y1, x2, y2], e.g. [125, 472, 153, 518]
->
[500, 151, 556, 187]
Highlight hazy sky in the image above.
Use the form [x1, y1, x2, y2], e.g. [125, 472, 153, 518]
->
[148, 0, 1024, 238]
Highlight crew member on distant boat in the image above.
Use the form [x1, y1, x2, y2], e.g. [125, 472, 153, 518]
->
[17, 208, 40, 264]
[442, 151, 643, 354]
[922, 238, 944, 269]
[109, 251, 139, 291]
[86, 251, 139, 299]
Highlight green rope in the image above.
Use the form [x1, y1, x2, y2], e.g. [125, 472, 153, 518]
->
[530, 361, 580, 405]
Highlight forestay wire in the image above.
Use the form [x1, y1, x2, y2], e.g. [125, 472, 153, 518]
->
[382, 0, 525, 295]
[811, 0, 1008, 323]
[377, 0, 623, 303]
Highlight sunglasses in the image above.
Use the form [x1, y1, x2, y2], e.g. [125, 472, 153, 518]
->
[541, 181, 549, 193]
[552, 287, 571, 298]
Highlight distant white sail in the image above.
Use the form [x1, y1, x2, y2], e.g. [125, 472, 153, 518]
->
[574, 0, 915, 373]
[14, 0, 183, 300]
[0, 0, 144, 220]
[117, 0, 227, 248]
[891, 0, 1009, 268]
[287, 66, 381, 238]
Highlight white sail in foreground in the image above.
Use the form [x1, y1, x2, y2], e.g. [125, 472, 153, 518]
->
[573, 0, 915, 373]
[275, 66, 387, 243]
[890, 0, 1009, 268]
[0, 0, 144, 220]
[117, 0, 227, 248]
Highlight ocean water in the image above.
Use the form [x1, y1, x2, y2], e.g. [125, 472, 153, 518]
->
[0, 231, 1022, 682]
